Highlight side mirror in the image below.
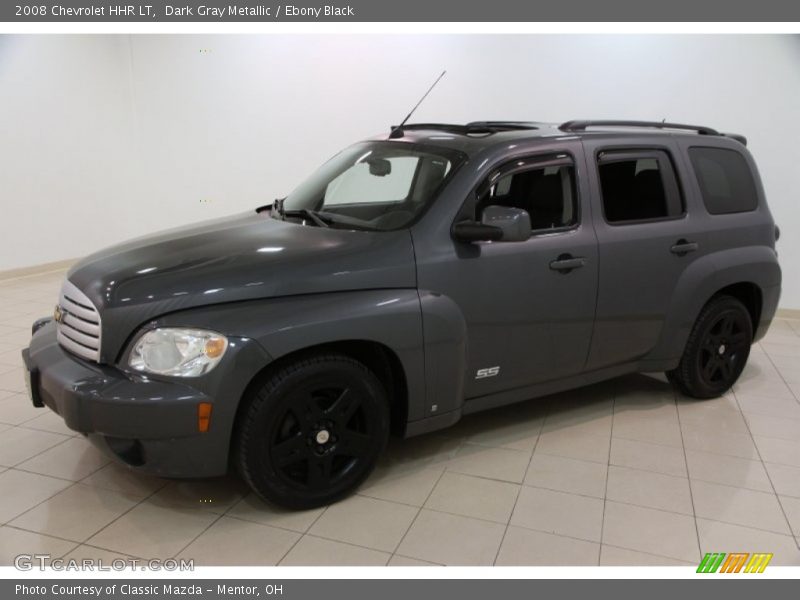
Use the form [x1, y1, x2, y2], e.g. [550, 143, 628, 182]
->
[452, 206, 532, 243]
[452, 221, 503, 243]
[482, 206, 532, 242]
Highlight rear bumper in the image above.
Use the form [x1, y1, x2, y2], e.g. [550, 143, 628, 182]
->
[23, 321, 270, 478]
[754, 283, 781, 343]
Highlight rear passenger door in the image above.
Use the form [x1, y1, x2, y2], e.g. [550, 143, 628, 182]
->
[583, 141, 706, 370]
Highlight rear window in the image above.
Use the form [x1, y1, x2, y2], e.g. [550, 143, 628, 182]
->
[688, 147, 758, 214]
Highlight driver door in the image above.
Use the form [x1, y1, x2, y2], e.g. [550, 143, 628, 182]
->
[415, 148, 599, 399]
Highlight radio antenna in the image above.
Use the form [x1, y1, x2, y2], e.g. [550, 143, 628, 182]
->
[389, 70, 447, 139]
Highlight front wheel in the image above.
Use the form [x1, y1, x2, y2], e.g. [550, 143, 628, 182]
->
[667, 295, 753, 399]
[235, 353, 390, 509]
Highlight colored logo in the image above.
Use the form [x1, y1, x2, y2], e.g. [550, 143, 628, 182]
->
[697, 552, 773, 573]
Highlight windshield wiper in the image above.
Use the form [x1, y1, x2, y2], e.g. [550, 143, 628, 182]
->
[272, 199, 329, 228]
[282, 208, 330, 228]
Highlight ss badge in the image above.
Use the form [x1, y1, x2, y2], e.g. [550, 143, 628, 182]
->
[475, 366, 500, 380]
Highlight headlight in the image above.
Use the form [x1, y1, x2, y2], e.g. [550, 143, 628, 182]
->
[128, 328, 228, 377]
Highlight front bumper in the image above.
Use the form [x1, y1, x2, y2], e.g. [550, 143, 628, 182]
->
[23, 321, 270, 478]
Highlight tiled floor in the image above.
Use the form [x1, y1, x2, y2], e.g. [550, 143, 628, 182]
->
[1, 269, 800, 566]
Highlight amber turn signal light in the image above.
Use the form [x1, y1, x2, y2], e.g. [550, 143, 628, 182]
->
[204, 337, 226, 359]
[198, 402, 213, 433]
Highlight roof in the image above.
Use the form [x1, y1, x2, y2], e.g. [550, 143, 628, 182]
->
[372, 120, 747, 155]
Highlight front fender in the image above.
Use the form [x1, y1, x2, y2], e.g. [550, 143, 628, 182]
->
[156, 289, 427, 421]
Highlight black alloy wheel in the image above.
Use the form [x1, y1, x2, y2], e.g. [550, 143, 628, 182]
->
[270, 384, 374, 492]
[236, 353, 389, 509]
[697, 311, 750, 387]
[668, 295, 753, 399]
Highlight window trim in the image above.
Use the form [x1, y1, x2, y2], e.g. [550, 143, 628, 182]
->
[460, 151, 582, 237]
[595, 147, 686, 227]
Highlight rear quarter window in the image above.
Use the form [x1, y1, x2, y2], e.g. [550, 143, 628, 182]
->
[688, 147, 759, 214]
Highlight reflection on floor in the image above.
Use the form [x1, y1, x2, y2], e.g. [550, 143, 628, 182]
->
[0, 269, 799, 566]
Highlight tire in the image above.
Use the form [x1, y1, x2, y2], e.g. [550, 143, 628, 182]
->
[235, 353, 390, 509]
[667, 295, 753, 399]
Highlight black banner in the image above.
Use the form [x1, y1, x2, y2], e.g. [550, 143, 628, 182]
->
[3, 0, 800, 22]
[4, 579, 800, 600]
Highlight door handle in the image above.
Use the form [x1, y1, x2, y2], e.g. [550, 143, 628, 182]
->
[549, 254, 586, 273]
[670, 239, 699, 256]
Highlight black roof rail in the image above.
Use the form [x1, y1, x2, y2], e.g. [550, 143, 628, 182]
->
[559, 120, 720, 136]
[389, 121, 539, 138]
[388, 123, 470, 138]
[465, 121, 540, 131]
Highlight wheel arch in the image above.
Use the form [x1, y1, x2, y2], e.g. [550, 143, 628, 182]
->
[710, 282, 762, 332]
[647, 246, 779, 366]
[233, 339, 410, 441]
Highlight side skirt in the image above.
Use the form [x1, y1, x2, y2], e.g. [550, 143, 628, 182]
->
[402, 358, 678, 438]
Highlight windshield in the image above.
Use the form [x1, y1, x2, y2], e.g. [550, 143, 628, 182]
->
[278, 142, 464, 231]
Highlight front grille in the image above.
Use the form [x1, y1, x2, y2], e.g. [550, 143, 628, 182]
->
[56, 280, 102, 362]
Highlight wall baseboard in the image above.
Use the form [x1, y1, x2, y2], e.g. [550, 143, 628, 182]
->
[0, 259, 75, 282]
[776, 308, 800, 320]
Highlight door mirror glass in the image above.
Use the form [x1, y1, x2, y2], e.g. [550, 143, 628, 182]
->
[481, 205, 531, 242]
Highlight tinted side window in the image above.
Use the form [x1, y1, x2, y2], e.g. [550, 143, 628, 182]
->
[598, 151, 683, 223]
[480, 165, 577, 232]
[689, 147, 758, 214]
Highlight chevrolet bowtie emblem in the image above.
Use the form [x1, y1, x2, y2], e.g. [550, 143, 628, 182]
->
[53, 305, 64, 323]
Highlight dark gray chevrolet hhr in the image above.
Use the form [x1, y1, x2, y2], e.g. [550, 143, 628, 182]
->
[23, 120, 781, 508]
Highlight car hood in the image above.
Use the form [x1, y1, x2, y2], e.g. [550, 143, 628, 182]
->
[66, 211, 417, 362]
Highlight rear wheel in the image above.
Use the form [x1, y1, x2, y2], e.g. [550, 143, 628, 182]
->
[668, 295, 753, 399]
[236, 353, 389, 509]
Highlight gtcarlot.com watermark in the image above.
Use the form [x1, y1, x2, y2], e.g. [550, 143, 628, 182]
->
[14, 554, 194, 571]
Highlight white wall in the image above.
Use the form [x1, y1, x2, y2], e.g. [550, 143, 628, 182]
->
[1, 34, 799, 306]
